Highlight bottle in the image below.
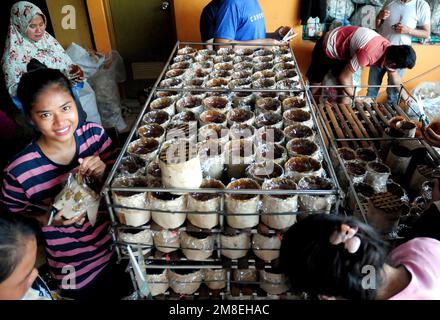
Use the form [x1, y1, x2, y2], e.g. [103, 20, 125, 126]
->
[306, 17, 320, 38]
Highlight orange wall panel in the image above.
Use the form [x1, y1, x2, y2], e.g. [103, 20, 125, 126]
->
[86, 0, 113, 53]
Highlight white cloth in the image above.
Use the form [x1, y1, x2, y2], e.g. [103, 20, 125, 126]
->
[77, 81, 102, 124]
[378, 0, 431, 45]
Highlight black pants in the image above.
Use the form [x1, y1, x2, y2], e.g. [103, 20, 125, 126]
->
[60, 258, 133, 301]
[306, 34, 347, 84]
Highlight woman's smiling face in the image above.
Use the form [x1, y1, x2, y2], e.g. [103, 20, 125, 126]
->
[30, 84, 78, 144]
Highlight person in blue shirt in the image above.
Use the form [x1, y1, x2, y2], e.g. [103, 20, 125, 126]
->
[200, 0, 222, 43]
[206, 0, 288, 48]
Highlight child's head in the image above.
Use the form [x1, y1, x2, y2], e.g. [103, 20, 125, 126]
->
[280, 214, 387, 300]
[0, 214, 39, 300]
[17, 68, 79, 141]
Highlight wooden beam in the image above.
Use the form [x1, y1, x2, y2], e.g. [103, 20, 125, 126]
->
[85, 0, 114, 53]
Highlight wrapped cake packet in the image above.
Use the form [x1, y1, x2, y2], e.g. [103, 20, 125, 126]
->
[52, 173, 100, 226]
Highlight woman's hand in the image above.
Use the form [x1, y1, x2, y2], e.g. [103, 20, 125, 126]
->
[378, 9, 390, 21]
[39, 209, 85, 227]
[78, 156, 106, 180]
[68, 64, 85, 84]
[50, 210, 86, 227]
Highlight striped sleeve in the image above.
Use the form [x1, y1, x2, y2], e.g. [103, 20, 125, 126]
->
[349, 54, 361, 73]
[95, 128, 117, 166]
[78, 123, 117, 166]
[1, 172, 30, 213]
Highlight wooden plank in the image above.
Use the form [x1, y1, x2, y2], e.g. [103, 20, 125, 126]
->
[330, 103, 359, 148]
[371, 103, 389, 125]
[339, 103, 370, 148]
[365, 103, 385, 133]
[382, 102, 397, 118]
[324, 104, 350, 148]
[345, 104, 370, 139]
[319, 104, 337, 145]
[354, 102, 381, 137]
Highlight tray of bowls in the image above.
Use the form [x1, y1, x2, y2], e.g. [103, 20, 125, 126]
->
[315, 99, 440, 239]
[104, 42, 341, 275]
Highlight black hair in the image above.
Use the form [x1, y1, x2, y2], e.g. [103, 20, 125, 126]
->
[26, 58, 49, 73]
[16, 66, 75, 117]
[386, 45, 416, 69]
[279, 214, 387, 300]
[0, 214, 39, 283]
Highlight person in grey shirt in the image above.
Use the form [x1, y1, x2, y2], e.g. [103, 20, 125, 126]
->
[367, 0, 431, 104]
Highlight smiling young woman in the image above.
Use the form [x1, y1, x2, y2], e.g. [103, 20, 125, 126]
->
[29, 83, 79, 166]
[0, 68, 132, 300]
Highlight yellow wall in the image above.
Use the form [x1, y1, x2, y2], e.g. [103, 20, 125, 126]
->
[86, 0, 114, 53]
[46, 0, 93, 49]
[173, 0, 440, 94]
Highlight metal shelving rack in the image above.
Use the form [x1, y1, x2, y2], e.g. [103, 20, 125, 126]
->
[307, 83, 440, 228]
[101, 41, 343, 299]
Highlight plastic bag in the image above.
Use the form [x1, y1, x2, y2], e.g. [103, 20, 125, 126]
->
[369, 0, 384, 6]
[52, 173, 100, 226]
[65, 42, 105, 78]
[65, 43, 103, 124]
[350, 5, 380, 29]
[429, 0, 440, 35]
[327, 0, 355, 20]
[412, 82, 440, 121]
[88, 51, 128, 132]
[76, 81, 102, 124]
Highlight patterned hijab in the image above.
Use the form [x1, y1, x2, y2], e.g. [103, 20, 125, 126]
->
[2, 1, 73, 97]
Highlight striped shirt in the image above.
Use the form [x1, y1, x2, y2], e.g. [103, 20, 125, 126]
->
[1, 122, 116, 290]
[324, 26, 391, 73]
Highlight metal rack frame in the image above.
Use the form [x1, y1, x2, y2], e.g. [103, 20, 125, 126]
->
[101, 41, 343, 299]
[307, 82, 440, 224]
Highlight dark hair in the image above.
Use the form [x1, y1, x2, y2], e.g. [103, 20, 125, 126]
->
[0, 214, 39, 283]
[17, 67, 75, 117]
[279, 214, 387, 300]
[386, 45, 416, 69]
[26, 58, 49, 73]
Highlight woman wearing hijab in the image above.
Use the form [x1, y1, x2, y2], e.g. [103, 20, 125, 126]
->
[1, 1, 101, 124]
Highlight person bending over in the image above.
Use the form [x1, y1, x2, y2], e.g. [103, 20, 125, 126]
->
[307, 26, 416, 104]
